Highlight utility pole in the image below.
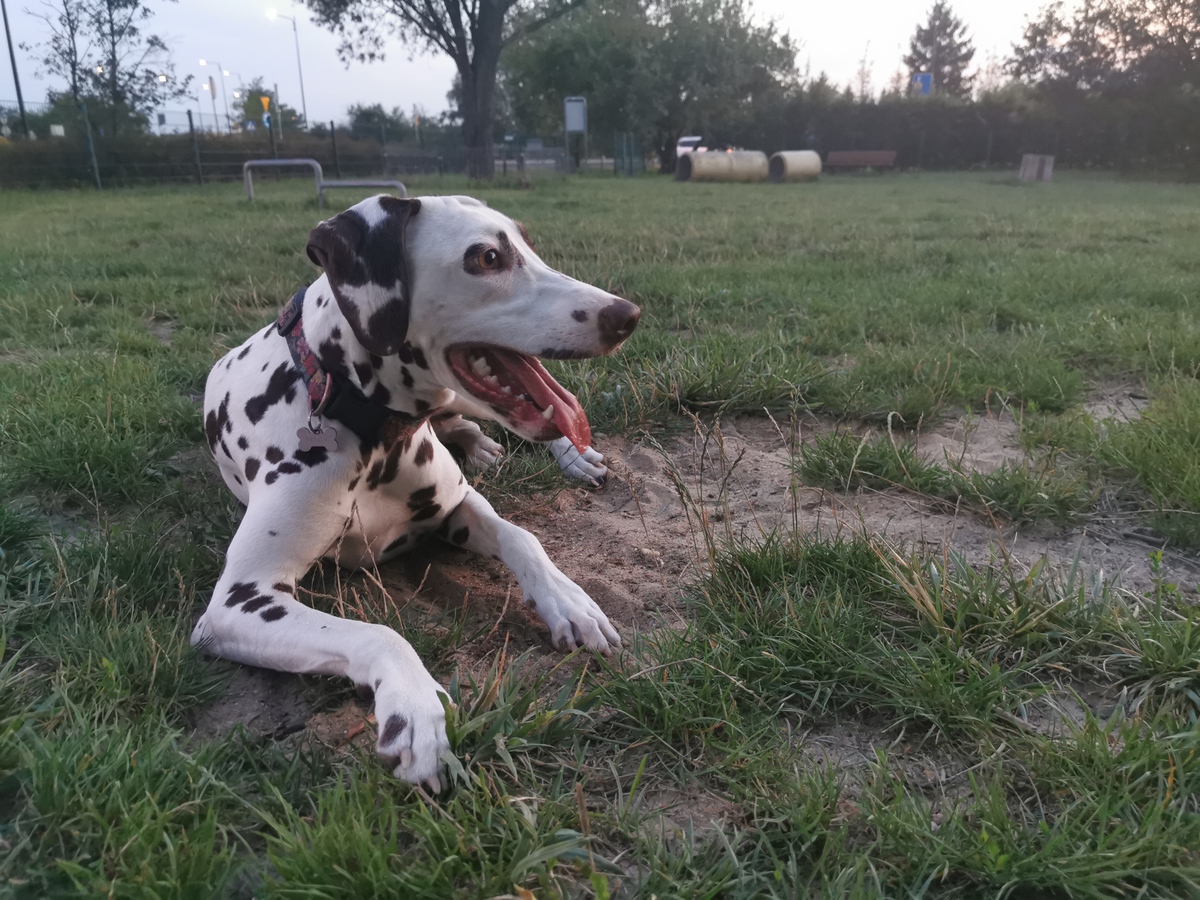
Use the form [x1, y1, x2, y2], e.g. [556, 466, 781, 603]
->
[0, 0, 29, 137]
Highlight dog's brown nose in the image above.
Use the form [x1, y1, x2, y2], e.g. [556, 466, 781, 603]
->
[598, 298, 640, 345]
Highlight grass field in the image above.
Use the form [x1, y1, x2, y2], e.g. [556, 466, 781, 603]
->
[2, 172, 1200, 897]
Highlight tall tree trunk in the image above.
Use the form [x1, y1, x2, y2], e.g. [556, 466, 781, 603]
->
[457, 23, 502, 180]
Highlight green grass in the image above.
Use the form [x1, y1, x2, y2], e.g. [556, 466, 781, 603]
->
[796, 429, 1093, 522]
[2, 172, 1200, 895]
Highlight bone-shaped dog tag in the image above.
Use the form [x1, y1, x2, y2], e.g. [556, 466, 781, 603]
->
[297, 424, 338, 452]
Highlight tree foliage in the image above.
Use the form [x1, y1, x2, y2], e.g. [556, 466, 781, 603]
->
[304, 0, 589, 177]
[21, 0, 190, 133]
[903, 1, 976, 98]
[502, 0, 799, 168]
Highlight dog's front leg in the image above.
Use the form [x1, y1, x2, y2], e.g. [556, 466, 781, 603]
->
[191, 493, 450, 789]
[544, 436, 608, 486]
[440, 488, 621, 654]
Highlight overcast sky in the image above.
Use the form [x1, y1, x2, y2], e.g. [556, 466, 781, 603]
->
[2, 0, 1044, 123]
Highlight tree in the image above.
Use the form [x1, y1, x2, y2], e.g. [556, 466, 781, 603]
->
[904, 1, 976, 98]
[346, 101, 411, 141]
[501, 0, 799, 170]
[237, 77, 302, 133]
[305, 0, 589, 178]
[21, 0, 189, 134]
[21, 0, 92, 100]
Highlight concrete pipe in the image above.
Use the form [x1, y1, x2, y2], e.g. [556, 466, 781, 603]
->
[676, 150, 769, 182]
[769, 150, 822, 182]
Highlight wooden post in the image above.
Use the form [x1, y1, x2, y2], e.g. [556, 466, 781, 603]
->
[77, 100, 101, 190]
[331, 120, 342, 178]
[187, 110, 204, 185]
[268, 100, 278, 159]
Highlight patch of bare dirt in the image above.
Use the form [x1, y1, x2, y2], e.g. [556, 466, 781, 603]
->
[187, 404, 1200, 807]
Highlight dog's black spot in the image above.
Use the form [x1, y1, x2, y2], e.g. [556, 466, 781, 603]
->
[371, 383, 392, 406]
[242, 595, 273, 614]
[384, 533, 409, 553]
[237, 345, 252, 360]
[434, 519, 451, 538]
[272, 581, 293, 593]
[378, 441, 405, 485]
[365, 459, 386, 490]
[348, 476, 360, 491]
[407, 485, 438, 510]
[261, 363, 269, 372]
[370, 353, 384, 370]
[245, 458, 260, 481]
[260, 606, 288, 622]
[354, 361, 374, 387]
[205, 393, 231, 452]
[245, 364, 300, 424]
[318, 340, 350, 380]
[380, 714, 408, 746]
[397, 344, 413, 364]
[331, 326, 342, 340]
[410, 503, 441, 522]
[220, 439, 233, 459]
[413, 439, 434, 466]
[433, 411, 456, 421]
[276, 461, 303, 476]
[294, 447, 328, 467]
[413, 399, 429, 414]
[268, 530, 278, 536]
[410, 346, 428, 369]
[233, 474, 243, 485]
[451, 526, 470, 545]
[237, 435, 249, 450]
[571, 309, 588, 322]
[265, 446, 284, 464]
[356, 682, 374, 700]
[400, 366, 413, 388]
[265, 471, 279, 486]
[226, 581, 258, 608]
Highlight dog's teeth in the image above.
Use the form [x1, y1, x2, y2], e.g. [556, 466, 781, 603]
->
[471, 356, 491, 376]
[501, 385, 512, 394]
[519, 393, 530, 401]
[541, 404, 555, 420]
[486, 374, 499, 384]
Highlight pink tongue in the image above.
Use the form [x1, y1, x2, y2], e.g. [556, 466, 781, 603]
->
[495, 350, 592, 452]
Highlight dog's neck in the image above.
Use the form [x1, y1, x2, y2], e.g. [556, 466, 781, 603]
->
[301, 276, 454, 417]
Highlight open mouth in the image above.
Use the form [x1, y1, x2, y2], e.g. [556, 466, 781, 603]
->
[446, 346, 591, 451]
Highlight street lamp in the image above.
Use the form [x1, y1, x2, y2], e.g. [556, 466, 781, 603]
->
[199, 58, 232, 134]
[266, 8, 309, 130]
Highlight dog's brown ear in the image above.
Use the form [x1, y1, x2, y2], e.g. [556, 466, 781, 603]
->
[305, 196, 422, 357]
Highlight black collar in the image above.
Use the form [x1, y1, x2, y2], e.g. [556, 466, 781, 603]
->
[276, 288, 428, 445]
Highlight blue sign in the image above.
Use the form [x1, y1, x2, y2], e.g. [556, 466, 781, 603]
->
[262, 113, 271, 130]
[245, 120, 257, 132]
[913, 73, 933, 96]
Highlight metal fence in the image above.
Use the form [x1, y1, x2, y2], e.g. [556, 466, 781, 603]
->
[1, 101, 586, 188]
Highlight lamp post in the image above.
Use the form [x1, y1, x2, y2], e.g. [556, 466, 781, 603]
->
[0, 0, 29, 137]
[202, 78, 219, 133]
[266, 8, 309, 130]
[199, 58, 233, 134]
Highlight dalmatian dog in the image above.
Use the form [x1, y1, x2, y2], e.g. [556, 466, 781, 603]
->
[194, 194, 640, 790]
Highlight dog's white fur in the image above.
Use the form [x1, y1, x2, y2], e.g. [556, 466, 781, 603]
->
[195, 195, 638, 789]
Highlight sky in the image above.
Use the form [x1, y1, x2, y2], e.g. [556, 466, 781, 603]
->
[1, 0, 1044, 124]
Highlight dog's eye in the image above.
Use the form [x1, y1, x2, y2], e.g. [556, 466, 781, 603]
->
[478, 249, 501, 270]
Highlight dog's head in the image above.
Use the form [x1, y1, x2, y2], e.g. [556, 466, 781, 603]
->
[307, 194, 639, 451]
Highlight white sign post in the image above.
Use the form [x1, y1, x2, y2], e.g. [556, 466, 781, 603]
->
[564, 96, 587, 172]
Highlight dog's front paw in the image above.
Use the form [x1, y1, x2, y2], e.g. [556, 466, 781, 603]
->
[545, 436, 608, 486]
[469, 433, 505, 468]
[525, 571, 622, 656]
[373, 666, 452, 791]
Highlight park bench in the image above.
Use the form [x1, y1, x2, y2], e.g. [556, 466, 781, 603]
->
[243, 158, 406, 208]
[824, 150, 897, 170]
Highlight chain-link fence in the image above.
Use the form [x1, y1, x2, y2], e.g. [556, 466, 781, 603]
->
[0, 100, 586, 188]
